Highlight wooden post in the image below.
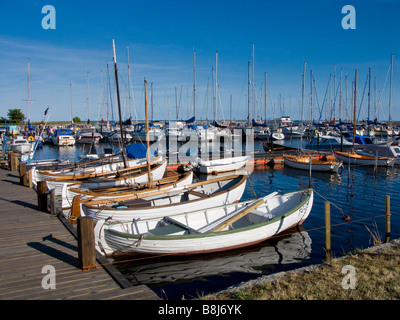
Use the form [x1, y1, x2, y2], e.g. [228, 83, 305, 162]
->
[10, 153, 18, 171]
[69, 195, 81, 224]
[385, 195, 391, 243]
[28, 169, 33, 188]
[325, 201, 331, 262]
[77, 216, 97, 271]
[50, 189, 56, 216]
[37, 181, 48, 212]
[19, 162, 27, 186]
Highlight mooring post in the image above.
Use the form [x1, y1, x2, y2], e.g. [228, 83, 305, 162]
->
[77, 216, 97, 271]
[385, 195, 391, 243]
[9, 153, 18, 171]
[50, 188, 56, 216]
[37, 181, 48, 212]
[325, 201, 331, 262]
[69, 195, 81, 224]
[27, 169, 33, 189]
[18, 162, 27, 186]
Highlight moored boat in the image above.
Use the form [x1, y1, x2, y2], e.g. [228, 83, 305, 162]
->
[333, 150, 396, 167]
[190, 156, 250, 174]
[94, 188, 314, 256]
[82, 174, 247, 221]
[283, 154, 342, 172]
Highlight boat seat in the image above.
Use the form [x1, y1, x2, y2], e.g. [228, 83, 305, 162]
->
[118, 198, 152, 208]
[163, 216, 200, 234]
[187, 190, 209, 198]
[147, 223, 185, 236]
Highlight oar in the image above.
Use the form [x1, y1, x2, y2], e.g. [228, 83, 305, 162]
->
[210, 198, 265, 232]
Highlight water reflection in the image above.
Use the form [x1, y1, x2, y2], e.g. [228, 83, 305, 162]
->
[114, 230, 311, 288]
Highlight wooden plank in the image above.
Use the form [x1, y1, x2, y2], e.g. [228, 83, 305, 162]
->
[0, 168, 160, 300]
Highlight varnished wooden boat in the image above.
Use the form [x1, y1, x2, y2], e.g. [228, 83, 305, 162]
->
[61, 170, 193, 209]
[283, 154, 342, 172]
[333, 150, 395, 167]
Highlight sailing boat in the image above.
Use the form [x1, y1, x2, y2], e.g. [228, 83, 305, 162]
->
[333, 69, 395, 167]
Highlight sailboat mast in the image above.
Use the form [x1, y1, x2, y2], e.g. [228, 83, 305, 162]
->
[388, 53, 393, 125]
[127, 46, 132, 118]
[27, 60, 30, 121]
[193, 49, 196, 119]
[247, 61, 250, 125]
[352, 69, 357, 152]
[264, 72, 267, 123]
[144, 78, 152, 187]
[70, 82, 72, 123]
[112, 39, 128, 168]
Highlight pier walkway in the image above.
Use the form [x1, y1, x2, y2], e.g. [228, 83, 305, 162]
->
[0, 167, 160, 300]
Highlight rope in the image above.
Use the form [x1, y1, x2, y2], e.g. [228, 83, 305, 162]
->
[312, 188, 346, 218]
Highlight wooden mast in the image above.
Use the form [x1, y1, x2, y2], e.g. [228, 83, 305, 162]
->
[112, 39, 128, 168]
[144, 78, 152, 187]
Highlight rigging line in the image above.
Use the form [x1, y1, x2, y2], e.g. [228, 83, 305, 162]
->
[312, 188, 345, 217]
[96, 213, 388, 267]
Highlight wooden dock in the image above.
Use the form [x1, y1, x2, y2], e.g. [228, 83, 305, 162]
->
[0, 167, 160, 300]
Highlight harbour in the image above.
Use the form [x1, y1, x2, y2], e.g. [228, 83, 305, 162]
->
[0, 133, 399, 299]
[1, 1, 399, 303]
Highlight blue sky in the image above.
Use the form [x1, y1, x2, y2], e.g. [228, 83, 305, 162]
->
[0, 0, 399, 122]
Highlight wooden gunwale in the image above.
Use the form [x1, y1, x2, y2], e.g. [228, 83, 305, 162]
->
[83, 174, 246, 207]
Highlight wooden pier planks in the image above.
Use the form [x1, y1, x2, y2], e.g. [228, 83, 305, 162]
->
[0, 169, 160, 300]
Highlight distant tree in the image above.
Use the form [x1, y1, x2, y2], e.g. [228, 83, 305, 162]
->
[7, 109, 25, 124]
[0, 117, 6, 123]
[72, 116, 81, 124]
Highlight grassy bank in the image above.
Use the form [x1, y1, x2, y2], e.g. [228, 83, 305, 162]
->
[202, 239, 400, 300]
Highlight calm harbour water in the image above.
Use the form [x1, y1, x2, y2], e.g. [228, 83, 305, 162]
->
[34, 140, 400, 299]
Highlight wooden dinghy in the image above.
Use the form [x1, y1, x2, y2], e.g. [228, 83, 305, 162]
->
[333, 150, 396, 167]
[61, 170, 193, 209]
[190, 156, 250, 174]
[283, 154, 342, 172]
[94, 189, 314, 256]
[82, 175, 247, 221]
[46, 159, 167, 197]
[32, 154, 163, 186]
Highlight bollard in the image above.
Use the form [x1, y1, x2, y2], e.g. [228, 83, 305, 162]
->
[385, 195, 391, 243]
[27, 169, 33, 188]
[50, 189, 56, 216]
[325, 201, 331, 262]
[10, 153, 18, 171]
[77, 216, 97, 271]
[37, 181, 48, 212]
[19, 162, 27, 186]
[69, 195, 81, 224]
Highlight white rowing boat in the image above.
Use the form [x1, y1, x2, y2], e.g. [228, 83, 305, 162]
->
[190, 156, 250, 174]
[94, 189, 314, 256]
[82, 174, 247, 221]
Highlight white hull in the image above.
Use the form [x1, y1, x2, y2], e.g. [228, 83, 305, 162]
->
[83, 175, 247, 221]
[95, 189, 314, 256]
[46, 160, 167, 198]
[61, 171, 193, 209]
[193, 156, 250, 174]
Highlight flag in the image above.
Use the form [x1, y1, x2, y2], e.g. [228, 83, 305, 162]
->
[44, 107, 49, 115]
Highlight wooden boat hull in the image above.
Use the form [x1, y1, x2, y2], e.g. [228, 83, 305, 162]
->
[193, 156, 250, 174]
[83, 175, 247, 221]
[283, 155, 342, 172]
[94, 189, 314, 256]
[333, 150, 395, 167]
[32, 155, 163, 187]
[47, 160, 167, 197]
[61, 171, 193, 209]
